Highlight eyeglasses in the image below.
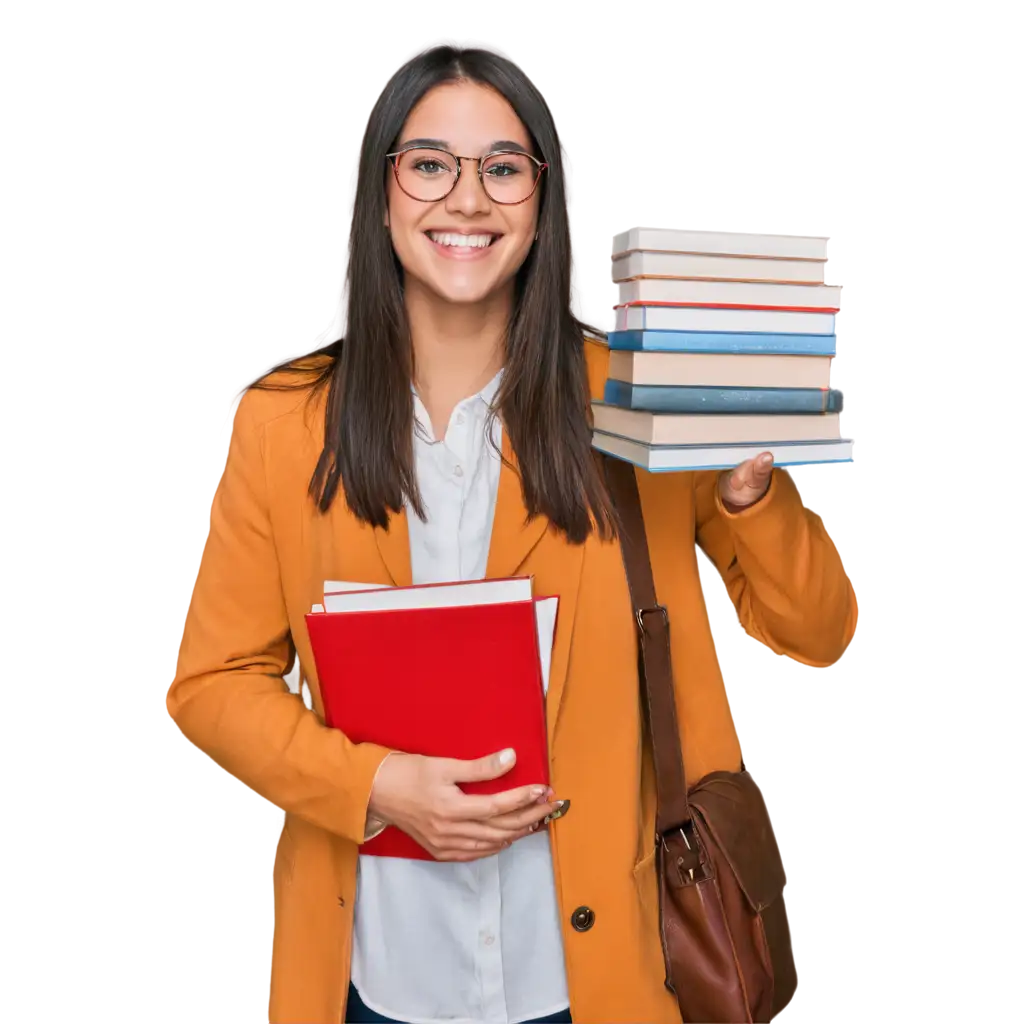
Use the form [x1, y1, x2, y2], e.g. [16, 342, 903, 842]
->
[386, 146, 548, 205]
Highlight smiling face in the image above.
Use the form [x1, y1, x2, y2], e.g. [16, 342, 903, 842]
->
[385, 80, 542, 308]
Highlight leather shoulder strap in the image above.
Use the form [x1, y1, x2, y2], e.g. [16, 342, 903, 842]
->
[602, 454, 690, 833]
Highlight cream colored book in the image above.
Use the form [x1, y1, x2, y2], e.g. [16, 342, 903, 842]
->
[611, 250, 825, 284]
[592, 404, 841, 445]
[608, 350, 832, 389]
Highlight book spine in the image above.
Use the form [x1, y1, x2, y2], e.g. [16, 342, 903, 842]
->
[612, 230, 829, 261]
[607, 330, 836, 356]
[602, 382, 844, 414]
[615, 299, 840, 314]
[618, 279, 841, 310]
[615, 306, 837, 335]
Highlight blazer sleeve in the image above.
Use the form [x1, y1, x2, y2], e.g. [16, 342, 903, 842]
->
[166, 390, 391, 842]
[693, 468, 857, 666]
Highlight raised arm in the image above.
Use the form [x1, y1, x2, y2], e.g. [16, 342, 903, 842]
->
[693, 466, 857, 667]
[166, 390, 391, 841]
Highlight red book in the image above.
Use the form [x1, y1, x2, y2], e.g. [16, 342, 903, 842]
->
[305, 598, 550, 860]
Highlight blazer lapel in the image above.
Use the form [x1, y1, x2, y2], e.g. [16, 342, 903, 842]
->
[485, 429, 586, 749]
[537, 537, 585, 749]
[485, 430, 550, 581]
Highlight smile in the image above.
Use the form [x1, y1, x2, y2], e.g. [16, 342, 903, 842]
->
[423, 230, 499, 258]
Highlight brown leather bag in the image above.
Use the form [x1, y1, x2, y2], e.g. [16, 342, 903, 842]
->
[603, 455, 798, 1023]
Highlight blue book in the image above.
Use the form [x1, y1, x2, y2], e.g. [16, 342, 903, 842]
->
[607, 330, 836, 356]
[604, 381, 843, 414]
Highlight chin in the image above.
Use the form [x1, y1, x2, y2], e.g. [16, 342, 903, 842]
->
[425, 271, 510, 307]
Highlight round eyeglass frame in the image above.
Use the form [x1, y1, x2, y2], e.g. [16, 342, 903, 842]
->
[385, 146, 548, 205]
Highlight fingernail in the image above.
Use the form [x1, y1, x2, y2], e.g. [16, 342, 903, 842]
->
[543, 799, 571, 825]
[530, 786, 546, 799]
[498, 749, 516, 767]
[530, 821, 540, 832]
[760, 454, 773, 466]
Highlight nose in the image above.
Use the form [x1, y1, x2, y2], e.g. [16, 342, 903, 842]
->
[444, 159, 491, 215]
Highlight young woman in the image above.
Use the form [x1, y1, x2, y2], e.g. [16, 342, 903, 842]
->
[168, 45, 857, 1024]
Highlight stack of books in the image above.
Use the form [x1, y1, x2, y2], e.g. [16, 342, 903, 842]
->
[712, 223, 1024, 475]
[590, 227, 854, 471]
[306, 577, 557, 859]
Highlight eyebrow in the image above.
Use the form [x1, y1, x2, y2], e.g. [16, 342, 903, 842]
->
[397, 137, 531, 155]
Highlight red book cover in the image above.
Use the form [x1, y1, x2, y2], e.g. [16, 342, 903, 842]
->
[304, 599, 550, 860]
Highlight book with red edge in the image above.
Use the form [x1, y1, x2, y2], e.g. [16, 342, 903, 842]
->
[305, 597, 551, 860]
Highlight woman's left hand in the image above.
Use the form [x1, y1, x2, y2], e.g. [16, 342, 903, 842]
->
[718, 452, 774, 511]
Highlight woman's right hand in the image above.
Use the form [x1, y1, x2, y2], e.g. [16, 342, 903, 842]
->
[366, 748, 561, 862]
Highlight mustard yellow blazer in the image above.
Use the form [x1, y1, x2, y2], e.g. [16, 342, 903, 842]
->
[168, 339, 857, 1023]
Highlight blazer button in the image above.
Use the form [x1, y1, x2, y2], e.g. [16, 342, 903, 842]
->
[571, 906, 595, 932]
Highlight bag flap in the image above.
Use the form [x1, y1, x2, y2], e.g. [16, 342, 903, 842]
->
[688, 770, 787, 913]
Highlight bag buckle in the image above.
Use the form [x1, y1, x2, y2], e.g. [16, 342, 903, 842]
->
[677, 822, 697, 881]
[636, 605, 669, 635]
[662, 819, 704, 884]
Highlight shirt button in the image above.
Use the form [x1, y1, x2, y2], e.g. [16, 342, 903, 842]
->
[453, 465, 464, 478]
[571, 906, 595, 932]
[455, 412, 465, 425]
[483, 934, 495, 946]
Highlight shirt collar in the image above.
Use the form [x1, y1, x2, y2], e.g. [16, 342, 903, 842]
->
[477, 367, 504, 410]
[411, 367, 504, 442]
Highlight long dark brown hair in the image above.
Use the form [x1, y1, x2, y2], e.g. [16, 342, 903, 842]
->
[251, 44, 614, 544]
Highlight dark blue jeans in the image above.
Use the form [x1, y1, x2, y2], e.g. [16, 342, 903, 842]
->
[345, 983, 572, 1023]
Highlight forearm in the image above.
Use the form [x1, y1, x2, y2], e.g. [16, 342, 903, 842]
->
[698, 468, 857, 665]
[171, 668, 392, 842]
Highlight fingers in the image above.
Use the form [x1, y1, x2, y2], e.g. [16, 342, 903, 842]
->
[429, 798, 570, 860]
[424, 824, 536, 862]
[455, 782, 553, 820]
[721, 452, 773, 504]
[489, 798, 564, 832]
[443, 819, 533, 846]
[732, 453, 771, 487]
[751, 451, 774, 481]
[443, 748, 517, 784]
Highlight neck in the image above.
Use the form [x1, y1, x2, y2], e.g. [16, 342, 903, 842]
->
[406, 278, 510, 439]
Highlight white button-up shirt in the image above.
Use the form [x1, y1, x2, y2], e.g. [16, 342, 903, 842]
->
[349, 370, 570, 1024]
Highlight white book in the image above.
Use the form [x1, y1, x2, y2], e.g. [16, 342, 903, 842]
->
[608, 350, 832, 389]
[313, 579, 559, 694]
[613, 304, 836, 335]
[612, 227, 828, 261]
[321, 576, 532, 612]
[618, 278, 841, 310]
[592, 404, 842, 445]
[592, 431, 853, 471]
[611, 251, 825, 285]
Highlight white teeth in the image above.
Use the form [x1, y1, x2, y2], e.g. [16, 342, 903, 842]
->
[428, 232, 495, 248]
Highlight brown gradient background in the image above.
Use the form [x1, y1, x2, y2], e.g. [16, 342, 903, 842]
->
[2, 8, 1024, 1024]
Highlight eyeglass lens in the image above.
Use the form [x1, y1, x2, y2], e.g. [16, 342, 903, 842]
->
[392, 149, 541, 203]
